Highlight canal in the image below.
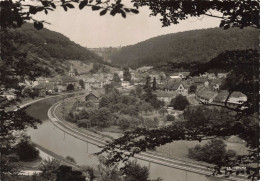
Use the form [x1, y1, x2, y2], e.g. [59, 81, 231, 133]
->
[25, 95, 225, 181]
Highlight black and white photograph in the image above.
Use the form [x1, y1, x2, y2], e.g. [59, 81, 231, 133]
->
[0, 1, 259, 181]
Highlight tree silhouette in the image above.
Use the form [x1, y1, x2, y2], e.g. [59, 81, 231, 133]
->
[1, 0, 259, 179]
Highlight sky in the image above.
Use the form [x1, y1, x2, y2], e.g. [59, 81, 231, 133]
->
[32, 2, 221, 48]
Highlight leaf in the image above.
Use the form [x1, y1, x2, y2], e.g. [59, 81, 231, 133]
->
[124, 8, 130, 12]
[66, 3, 75, 9]
[44, 9, 48, 15]
[100, 9, 107, 16]
[120, 10, 126, 18]
[79, 0, 88, 10]
[130, 9, 139, 14]
[34, 22, 43, 30]
[50, 3, 56, 9]
[92, 6, 101, 11]
[63, 5, 68, 11]
[36, 7, 45, 12]
[41, 1, 49, 7]
[219, 20, 225, 28]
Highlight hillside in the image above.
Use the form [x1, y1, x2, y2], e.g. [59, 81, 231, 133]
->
[111, 27, 258, 69]
[6, 23, 103, 75]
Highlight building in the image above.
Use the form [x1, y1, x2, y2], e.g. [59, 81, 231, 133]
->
[164, 81, 189, 96]
[156, 91, 176, 105]
[85, 92, 101, 102]
[84, 77, 106, 91]
[170, 72, 190, 80]
[208, 73, 217, 80]
[214, 90, 247, 108]
[196, 90, 218, 104]
[217, 73, 228, 79]
[121, 81, 131, 88]
[68, 64, 75, 77]
[34, 84, 46, 97]
[192, 77, 208, 86]
[60, 76, 79, 90]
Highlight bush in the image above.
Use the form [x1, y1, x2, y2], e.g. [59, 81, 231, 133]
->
[166, 114, 175, 122]
[16, 137, 39, 161]
[169, 94, 190, 110]
[188, 139, 237, 165]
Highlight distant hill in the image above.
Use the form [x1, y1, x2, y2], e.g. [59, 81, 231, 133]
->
[111, 27, 258, 69]
[6, 23, 103, 75]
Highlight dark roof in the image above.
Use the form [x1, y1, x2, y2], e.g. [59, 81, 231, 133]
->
[192, 77, 207, 83]
[164, 81, 189, 90]
[34, 84, 46, 89]
[214, 90, 246, 102]
[60, 76, 77, 83]
[197, 90, 217, 100]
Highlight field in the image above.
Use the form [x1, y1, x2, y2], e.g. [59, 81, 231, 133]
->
[155, 136, 248, 164]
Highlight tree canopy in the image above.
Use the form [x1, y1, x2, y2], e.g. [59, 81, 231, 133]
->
[1, 0, 259, 180]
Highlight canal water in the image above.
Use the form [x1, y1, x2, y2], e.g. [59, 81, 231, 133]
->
[25, 96, 225, 181]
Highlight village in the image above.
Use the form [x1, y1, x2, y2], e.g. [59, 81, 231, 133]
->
[2, 61, 247, 113]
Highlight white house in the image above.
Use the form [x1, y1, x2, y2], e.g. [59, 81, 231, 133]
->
[121, 81, 131, 88]
[217, 73, 228, 79]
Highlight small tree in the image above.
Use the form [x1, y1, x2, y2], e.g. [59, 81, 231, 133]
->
[141, 102, 153, 115]
[124, 160, 149, 181]
[169, 94, 190, 110]
[67, 84, 74, 92]
[188, 139, 237, 166]
[135, 85, 142, 98]
[39, 158, 60, 181]
[158, 108, 167, 117]
[123, 67, 131, 81]
[113, 73, 121, 83]
[15, 136, 39, 162]
[79, 79, 85, 89]
[152, 77, 157, 91]
[189, 85, 197, 93]
[166, 114, 175, 122]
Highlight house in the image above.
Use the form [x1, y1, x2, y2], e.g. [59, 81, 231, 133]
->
[192, 77, 207, 86]
[34, 84, 46, 97]
[121, 81, 131, 88]
[164, 81, 189, 96]
[57, 85, 66, 92]
[60, 76, 79, 90]
[85, 92, 101, 102]
[156, 91, 176, 104]
[208, 73, 216, 80]
[136, 66, 153, 73]
[115, 71, 123, 78]
[196, 90, 218, 104]
[210, 79, 222, 91]
[170, 72, 190, 80]
[214, 90, 247, 108]
[200, 72, 209, 78]
[68, 64, 76, 77]
[0, 90, 17, 100]
[170, 73, 181, 80]
[46, 82, 56, 94]
[217, 73, 228, 79]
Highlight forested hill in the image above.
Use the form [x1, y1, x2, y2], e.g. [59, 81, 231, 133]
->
[111, 27, 258, 68]
[6, 23, 103, 75]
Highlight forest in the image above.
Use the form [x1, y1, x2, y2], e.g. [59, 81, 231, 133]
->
[3, 23, 103, 75]
[111, 27, 258, 69]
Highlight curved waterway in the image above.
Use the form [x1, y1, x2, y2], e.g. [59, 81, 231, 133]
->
[26, 96, 226, 181]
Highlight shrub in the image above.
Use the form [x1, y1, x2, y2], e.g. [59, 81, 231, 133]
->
[166, 114, 175, 122]
[188, 139, 237, 165]
[169, 94, 190, 110]
[16, 137, 39, 161]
